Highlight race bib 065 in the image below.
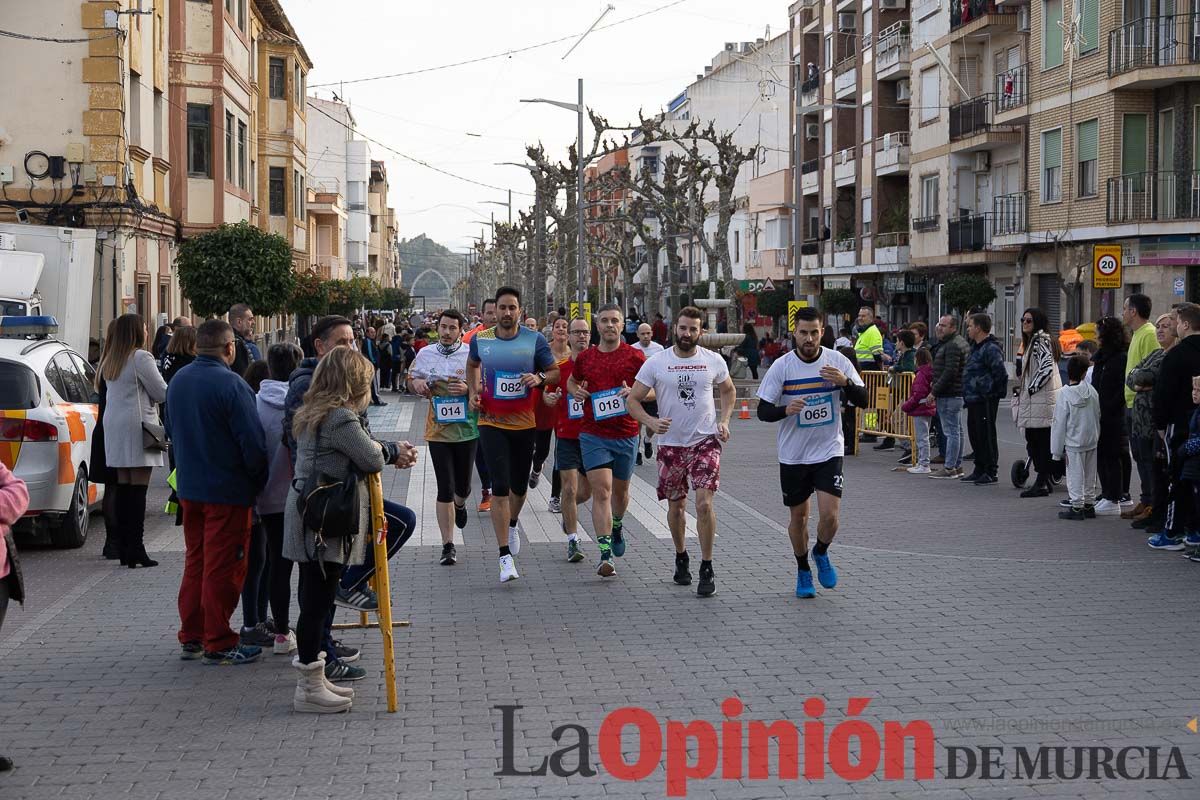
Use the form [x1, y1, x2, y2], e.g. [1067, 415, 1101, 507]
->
[795, 393, 834, 428]
[494, 371, 528, 400]
[591, 387, 628, 421]
[433, 395, 468, 423]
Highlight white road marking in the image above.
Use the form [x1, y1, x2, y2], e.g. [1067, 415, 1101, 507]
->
[403, 445, 464, 546]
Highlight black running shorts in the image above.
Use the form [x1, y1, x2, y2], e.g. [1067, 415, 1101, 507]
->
[478, 426, 536, 497]
[779, 457, 844, 506]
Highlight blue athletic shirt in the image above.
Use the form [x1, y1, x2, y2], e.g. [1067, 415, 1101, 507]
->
[468, 326, 555, 430]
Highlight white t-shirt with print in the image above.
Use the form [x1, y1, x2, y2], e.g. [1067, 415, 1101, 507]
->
[632, 340, 665, 358]
[756, 347, 863, 465]
[634, 347, 729, 448]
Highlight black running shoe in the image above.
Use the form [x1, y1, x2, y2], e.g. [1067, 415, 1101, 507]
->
[697, 562, 715, 597]
[454, 503, 467, 529]
[673, 553, 692, 585]
[440, 542, 457, 566]
[644, 440, 653, 459]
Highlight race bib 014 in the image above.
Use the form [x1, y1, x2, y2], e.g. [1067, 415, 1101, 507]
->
[493, 371, 528, 400]
[795, 393, 835, 428]
[567, 396, 585, 420]
[591, 387, 628, 421]
[433, 395, 468, 423]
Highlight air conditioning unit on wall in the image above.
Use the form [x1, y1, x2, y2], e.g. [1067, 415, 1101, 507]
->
[974, 152, 991, 172]
[806, 123, 820, 140]
[838, 12, 856, 31]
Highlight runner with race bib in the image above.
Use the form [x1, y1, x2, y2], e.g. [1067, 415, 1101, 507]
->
[628, 306, 736, 597]
[467, 287, 559, 583]
[756, 306, 868, 599]
[541, 317, 594, 563]
[408, 309, 477, 567]
[567, 305, 646, 577]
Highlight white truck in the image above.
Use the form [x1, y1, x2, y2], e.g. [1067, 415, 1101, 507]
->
[0, 224, 98, 354]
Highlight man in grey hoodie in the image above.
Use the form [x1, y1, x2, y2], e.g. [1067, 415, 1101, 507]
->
[255, 343, 304, 655]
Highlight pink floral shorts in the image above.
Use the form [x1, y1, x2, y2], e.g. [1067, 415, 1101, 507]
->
[655, 436, 722, 501]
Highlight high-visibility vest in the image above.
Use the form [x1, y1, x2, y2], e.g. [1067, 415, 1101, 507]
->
[854, 324, 883, 365]
[1059, 329, 1082, 356]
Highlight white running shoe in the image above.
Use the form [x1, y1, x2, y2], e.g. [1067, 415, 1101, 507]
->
[548, 497, 561, 514]
[499, 554, 519, 582]
[906, 465, 931, 474]
[274, 630, 297, 655]
[507, 524, 521, 555]
[1093, 499, 1121, 515]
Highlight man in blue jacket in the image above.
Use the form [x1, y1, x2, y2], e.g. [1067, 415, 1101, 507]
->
[167, 320, 269, 665]
[961, 313, 1009, 485]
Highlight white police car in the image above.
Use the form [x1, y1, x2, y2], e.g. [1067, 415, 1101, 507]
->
[0, 316, 101, 547]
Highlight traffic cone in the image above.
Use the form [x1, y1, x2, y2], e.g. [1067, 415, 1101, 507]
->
[739, 400, 751, 420]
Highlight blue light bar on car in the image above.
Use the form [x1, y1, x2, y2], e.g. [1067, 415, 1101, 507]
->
[0, 316, 60, 338]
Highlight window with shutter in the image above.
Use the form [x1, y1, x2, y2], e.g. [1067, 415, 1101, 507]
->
[1080, 0, 1099, 53]
[920, 68, 939, 123]
[1044, 0, 1063, 68]
[1122, 114, 1148, 192]
[1076, 119, 1098, 197]
[1042, 128, 1062, 202]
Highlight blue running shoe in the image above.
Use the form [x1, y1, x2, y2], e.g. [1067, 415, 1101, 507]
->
[202, 644, 262, 665]
[795, 570, 816, 598]
[1147, 533, 1186, 551]
[611, 519, 626, 557]
[1184, 532, 1200, 548]
[811, 548, 838, 588]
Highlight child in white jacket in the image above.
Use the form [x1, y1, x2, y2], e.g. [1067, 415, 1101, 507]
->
[1051, 353, 1101, 520]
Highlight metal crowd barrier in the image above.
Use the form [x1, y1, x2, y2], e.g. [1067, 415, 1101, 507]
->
[854, 370, 917, 464]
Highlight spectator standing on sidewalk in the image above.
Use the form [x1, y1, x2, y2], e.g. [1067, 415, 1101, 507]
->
[1052, 354, 1101, 520]
[168, 320, 269, 665]
[901, 347, 937, 473]
[1122, 294, 1161, 520]
[99, 313, 168, 568]
[1014, 308, 1062, 497]
[1150, 303, 1200, 549]
[928, 315, 969, 479]
[229, 304, 261, 376]
[1092, 317, 1132, 515]
[1127, 313, 1178, 531]
[961, 313, 1008, 485]
[0, 459, 29, 771]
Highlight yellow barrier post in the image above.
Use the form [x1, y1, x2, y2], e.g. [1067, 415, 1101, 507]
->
[330, 473, 406, 713]
[854, 370, 917, 465]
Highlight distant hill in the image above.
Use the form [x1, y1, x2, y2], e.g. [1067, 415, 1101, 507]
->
[398, 234, 460, 308]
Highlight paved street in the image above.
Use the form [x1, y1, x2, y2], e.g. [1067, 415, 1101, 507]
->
[1, 392, 1198, 799]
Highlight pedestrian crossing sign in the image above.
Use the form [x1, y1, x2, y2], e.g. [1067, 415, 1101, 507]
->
[569, 301, 592, 326]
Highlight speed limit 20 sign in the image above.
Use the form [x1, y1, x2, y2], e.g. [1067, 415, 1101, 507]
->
[1093, 245, 1122, 289]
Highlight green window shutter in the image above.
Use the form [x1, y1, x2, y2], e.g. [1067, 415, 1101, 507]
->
[1081, 0, 1099, 52]
[1044, 0, 1064, 68]
[1044, 129, 1062, 170]
[1077, 119, 1098, 164]
[1122, 114, 1147, 175]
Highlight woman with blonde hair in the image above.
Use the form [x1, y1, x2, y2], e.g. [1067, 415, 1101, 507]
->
[98, 313, 167, 567]
[282, 346, 404, 713]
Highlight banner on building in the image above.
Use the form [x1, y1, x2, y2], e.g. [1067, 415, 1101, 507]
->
[1093, 245, 1122, 289]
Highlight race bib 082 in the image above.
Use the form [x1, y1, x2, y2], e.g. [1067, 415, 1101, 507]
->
[795, 393, 835, 428]
[433, 395, 468, 423]
[591, 387, 628, 421]
[493, 371, 528, 400]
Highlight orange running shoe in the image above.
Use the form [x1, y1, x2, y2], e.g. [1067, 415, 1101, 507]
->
[478, 490, 492, 512]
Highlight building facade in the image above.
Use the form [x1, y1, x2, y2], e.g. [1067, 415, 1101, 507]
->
[306, 95, 371, 277]
[0, 0, 176, 339]
[791, 0, 923, 327]
[368, 159, 398, 288]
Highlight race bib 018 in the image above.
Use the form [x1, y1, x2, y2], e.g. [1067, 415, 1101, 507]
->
[795, 393, 835, 428]
[493, 371, 528, 400]
[433, 395, 468, 423]
[591, 387, 628, 421]
[567, 396, 585, 420]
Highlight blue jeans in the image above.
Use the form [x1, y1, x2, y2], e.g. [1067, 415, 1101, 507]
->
[936, 397, 964, 469]
[323, 499, 415, 657]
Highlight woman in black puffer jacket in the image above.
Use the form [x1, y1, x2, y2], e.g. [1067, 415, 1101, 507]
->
[1091, 317, 1131, 513]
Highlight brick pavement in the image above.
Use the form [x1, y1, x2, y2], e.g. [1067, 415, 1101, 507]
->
[0, 392, 1197, 799]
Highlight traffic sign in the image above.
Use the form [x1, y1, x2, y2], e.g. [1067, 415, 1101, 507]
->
[1093, 245, 1122, 289]
[569, 301, 592, 326]
[762, 278, 777, 292]
[787, 300, 809, 330]
[1174, 276, 1186, 297]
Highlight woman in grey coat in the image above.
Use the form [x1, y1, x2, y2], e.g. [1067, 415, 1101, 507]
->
[283, 347, 402, 713]
[98, 314, 167, 567]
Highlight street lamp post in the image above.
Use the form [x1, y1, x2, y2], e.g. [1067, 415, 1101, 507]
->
[480, 191, 513, 225]
[520, 78, 587, 312]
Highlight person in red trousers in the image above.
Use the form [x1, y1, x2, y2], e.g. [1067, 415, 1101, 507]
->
[166, 320, 269, 665]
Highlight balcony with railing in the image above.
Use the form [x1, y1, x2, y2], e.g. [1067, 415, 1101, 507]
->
[950, 0, 1018, 38]
[874, 231, 910, 267]
[949, 212, 992, 252]
[875, 132, 911, 176]
[876, 23, 911, 80]
[834, 57, 857, 99]
[1107, 171, 1200, 224]
[833, 236, 857, 268]
[1108, 14, 1200, 89]
[948, 94, 1021, 151]
[800, 75, 820, 112]
[992, 192, 1027, 238]
[801, 158, 819, 194]
[994, 63, 1029, 119]
[913, 214, 940, 232]
[834, 147, 857, 187]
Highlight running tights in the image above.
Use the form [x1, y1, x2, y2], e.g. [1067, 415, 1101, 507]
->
[532, 428, 553, 473]
[428, 440, 477, 502]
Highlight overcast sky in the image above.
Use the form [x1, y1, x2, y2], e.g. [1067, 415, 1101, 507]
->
[285, 0, 787, 256]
